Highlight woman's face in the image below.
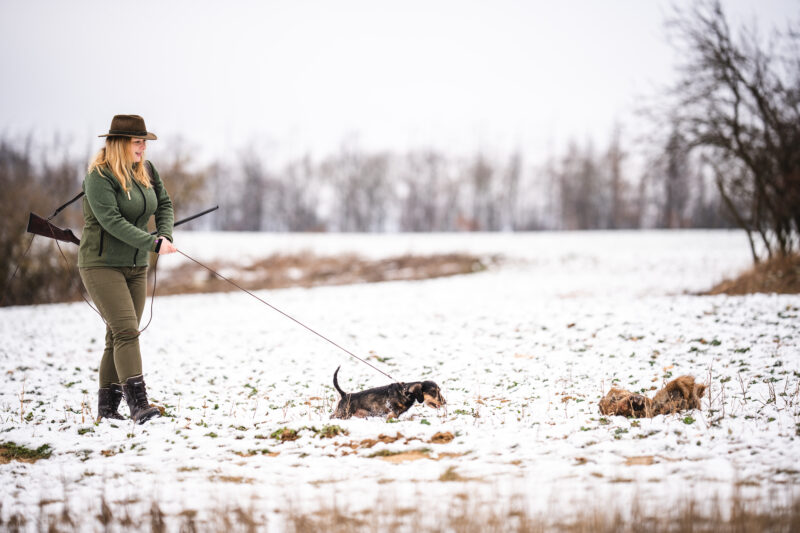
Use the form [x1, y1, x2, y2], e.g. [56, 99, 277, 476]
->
[130, 138, 146, 163]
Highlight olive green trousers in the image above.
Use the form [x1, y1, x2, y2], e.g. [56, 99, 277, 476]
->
[79, 266, 148, 387]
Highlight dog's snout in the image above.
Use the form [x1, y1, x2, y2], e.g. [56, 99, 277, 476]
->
[423, 391, 446, 408]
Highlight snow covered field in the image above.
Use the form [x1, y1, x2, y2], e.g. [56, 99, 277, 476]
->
[1, 230, 798, 530]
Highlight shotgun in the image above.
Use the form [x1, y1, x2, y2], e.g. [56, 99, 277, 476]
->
[26, 205, 219, 246]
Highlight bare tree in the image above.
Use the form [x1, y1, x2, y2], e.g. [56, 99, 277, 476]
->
[239, 151, 269, 231]
[398, 150, 456, 232]
[322, 146, 392, 232]
[663, 0, 800, 260]
[557, 140, 609, 230]
[605, 125, 630, 229]
[277, 155, 323, 231]
[467, 154, 497, 231]
[500, 151, 522, 230]
[154, 139, 213, 229]
[660, 125, 692, 228]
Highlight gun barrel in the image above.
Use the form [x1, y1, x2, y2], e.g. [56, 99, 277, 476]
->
[150, 205, 219, 235]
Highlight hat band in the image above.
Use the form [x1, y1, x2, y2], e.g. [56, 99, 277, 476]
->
[108, 129, 148, 136]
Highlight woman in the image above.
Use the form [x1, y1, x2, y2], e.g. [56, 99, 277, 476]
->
[79, 114, 177, 424]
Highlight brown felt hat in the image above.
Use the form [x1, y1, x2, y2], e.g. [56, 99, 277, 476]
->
[98, 115, 157, 140]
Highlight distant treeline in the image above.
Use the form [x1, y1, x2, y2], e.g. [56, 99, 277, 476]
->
[214, 130, 732, 233]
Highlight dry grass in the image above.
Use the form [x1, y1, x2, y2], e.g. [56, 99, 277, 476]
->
[706, 253, 800, 295]
[3, 487, 799, 533]
[155, 252, 494, 296]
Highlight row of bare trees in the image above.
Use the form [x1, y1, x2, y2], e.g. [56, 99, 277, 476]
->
[213, 136, 730, 234]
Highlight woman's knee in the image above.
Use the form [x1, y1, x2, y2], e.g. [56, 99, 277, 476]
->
[112, 327, 141, 344]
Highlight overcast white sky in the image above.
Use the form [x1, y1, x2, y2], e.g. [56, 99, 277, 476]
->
[0, 0, 796, 165]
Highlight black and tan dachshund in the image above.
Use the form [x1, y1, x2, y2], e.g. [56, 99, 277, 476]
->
[331, 366, 446, 420]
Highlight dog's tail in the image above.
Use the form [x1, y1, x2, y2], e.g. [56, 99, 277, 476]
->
[333, 366, 346, 398]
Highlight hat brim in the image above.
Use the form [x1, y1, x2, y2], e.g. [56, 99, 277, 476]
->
[98, 132, 158, 140]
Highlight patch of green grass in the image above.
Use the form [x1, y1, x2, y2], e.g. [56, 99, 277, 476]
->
[270, 427, 299, 442]
[368, 449, 402, 457]
[368, 447, 431, 458]
[682, 416, 695, 425]
[317, 425, 348, 438]
[1, 441, 53, 461]
[245, 449, 272, 456]
[77, 428, 94, 436]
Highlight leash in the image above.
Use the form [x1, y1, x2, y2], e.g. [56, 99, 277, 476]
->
[176, 249, 397, 383]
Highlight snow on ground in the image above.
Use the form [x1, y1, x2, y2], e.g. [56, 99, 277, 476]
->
[1, 230, 798, 530]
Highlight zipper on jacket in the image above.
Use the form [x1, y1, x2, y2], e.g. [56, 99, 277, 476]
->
[131, 180, 148, 266]
[98, 229, 105, 256]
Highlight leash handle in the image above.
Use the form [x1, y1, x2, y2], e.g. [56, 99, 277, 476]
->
[176, 249, 398, 383]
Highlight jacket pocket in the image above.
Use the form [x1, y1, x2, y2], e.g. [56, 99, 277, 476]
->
[98, 229, 105, 256]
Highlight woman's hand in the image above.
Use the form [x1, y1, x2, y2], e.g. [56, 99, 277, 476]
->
[157, 237, 178, 255]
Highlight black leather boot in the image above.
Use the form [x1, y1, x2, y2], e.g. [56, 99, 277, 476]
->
[122, 375, 161, 424]
[97, 383, 125, 421]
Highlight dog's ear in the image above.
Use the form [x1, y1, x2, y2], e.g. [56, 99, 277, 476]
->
[695, 383, 707, 399]
[405, 383, 424, 403]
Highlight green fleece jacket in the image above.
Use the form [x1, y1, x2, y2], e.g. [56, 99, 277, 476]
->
[78, 161, 174, 268]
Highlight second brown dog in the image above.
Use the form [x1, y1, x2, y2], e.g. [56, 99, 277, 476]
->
[598, 375, 707, 418]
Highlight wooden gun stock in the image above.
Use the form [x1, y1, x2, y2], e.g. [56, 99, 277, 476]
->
[26, 213, 81, 245]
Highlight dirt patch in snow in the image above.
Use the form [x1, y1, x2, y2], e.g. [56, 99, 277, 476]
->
[705, 253, 800, 295]
[156, 252, 495, 296]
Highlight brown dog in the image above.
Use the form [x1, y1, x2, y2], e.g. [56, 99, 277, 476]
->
[598, 375, 707, 418]
[331, 366, 446, 420]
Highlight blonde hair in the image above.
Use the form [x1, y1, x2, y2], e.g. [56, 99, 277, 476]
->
[88, 137, 151, 193]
